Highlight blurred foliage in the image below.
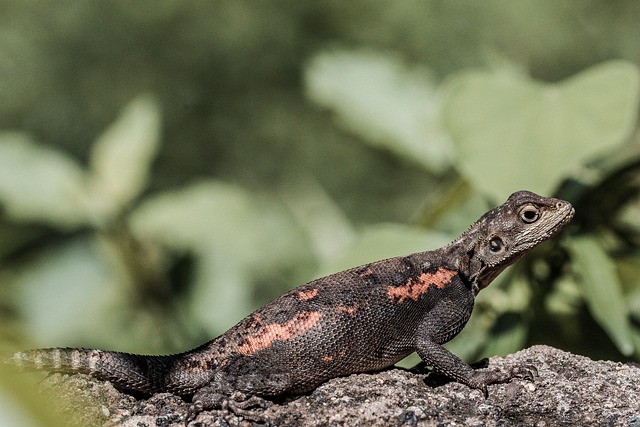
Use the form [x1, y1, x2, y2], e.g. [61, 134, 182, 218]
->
[3, 2, 640, 424]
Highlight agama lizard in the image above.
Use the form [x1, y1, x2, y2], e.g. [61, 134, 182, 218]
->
[10, 190, 574, 421]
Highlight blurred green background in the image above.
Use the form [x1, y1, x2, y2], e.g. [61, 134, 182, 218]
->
[2, 1, 640, 424]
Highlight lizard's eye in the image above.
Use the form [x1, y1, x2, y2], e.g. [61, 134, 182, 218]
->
[489, 236, 504, 253]
[519, 205, 540, 224]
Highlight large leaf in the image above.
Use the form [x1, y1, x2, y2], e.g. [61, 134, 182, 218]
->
[443, 61, 640, 199]
[89, 95, 161, 221]
[129, 181, 255, 252]
[305, 49, 454, 173]
[567, 235, 634, 356]
[0, 133, 89, 228]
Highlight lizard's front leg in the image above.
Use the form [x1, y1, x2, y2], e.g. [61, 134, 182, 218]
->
[414, 336, 537, 397]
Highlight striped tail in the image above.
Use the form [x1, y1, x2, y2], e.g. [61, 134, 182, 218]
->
[9, 348, 212, 395]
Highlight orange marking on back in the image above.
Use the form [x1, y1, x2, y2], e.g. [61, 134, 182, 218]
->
[358, 268, 374, 277]
[238, 311, 322, 356]
[387, 268, 457, 303]
[334, 304, 359, 316]
[321, 349, 346, 363]
[297, 288, 319, 301]
[244, 314, 262, 330]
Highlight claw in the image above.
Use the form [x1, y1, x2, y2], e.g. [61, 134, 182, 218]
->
[466, 362, 539, 400]
[510, 364, 538, 382]
[185, 403, 202, 426]
[219, 392, 269, 422]
[527, 365, 539, 379]
[187, 388, 269, 424]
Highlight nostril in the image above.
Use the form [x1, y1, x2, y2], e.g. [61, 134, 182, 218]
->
[556, 202, 565, 209]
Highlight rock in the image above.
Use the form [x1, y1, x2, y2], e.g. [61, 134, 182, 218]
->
[36, 345, 640, 426]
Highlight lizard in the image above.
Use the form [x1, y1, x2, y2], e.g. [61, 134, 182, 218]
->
[9, 190, 574, 422]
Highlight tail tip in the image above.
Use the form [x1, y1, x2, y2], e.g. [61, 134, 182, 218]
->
[4, 351, 28, 369]
[6, 349, 61, 370]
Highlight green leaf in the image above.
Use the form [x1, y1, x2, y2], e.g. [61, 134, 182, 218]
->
[443, 60, 640, 199]
[0, 97, 161, 229]
[88, 95, 161, 220]
[129, 180, 255, 251]
[567, 235, 634, 356]
[0, 132, 89, 228]
[305, 49, 454, 173]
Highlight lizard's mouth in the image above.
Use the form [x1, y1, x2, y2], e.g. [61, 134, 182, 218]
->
[547, 204, 575, 235]
[516, 202, 574, 251]
[547, 203, 574, 235]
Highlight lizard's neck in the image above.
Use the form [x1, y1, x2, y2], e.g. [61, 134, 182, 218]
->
[440, 229, 511, 296]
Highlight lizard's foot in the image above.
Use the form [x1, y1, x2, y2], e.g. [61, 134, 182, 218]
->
[222, 392, 269, 421]
[186, 391, 269, 425]
[467, 364, 538, 398]
[185, 389, 224, 425]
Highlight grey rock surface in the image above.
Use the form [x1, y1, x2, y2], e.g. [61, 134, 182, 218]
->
[38, 345, 640, 426]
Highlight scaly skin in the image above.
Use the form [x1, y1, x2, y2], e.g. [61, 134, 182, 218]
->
[10, 190, 574, 420]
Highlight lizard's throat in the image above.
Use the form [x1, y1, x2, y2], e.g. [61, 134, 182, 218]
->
[475, 251, 526, 293]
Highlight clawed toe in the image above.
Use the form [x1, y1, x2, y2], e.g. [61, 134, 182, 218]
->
[186, 390, 269, 425]
[467, 363, 539, 399]
[221, 392, 269, 422]
[509, 364, 538, 381]
[185, 402, 203, 425]
[228, 392, 268, 410]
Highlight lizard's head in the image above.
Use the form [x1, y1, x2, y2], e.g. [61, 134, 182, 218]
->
[459, 190, 574, 291]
